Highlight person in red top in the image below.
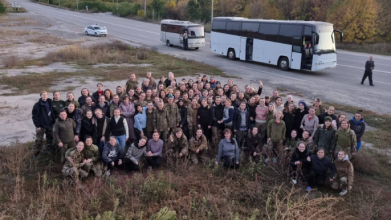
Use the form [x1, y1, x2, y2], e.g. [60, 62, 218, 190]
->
[92, 83, 104, 102]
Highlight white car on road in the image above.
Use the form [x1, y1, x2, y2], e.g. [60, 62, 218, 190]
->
[85, 25, 108, 37]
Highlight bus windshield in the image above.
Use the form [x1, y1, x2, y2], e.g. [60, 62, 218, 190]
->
[315, 25, 336, 54]
[188, 26, 204, 38]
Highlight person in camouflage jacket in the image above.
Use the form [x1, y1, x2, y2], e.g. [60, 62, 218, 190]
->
[153, 101, 170, 143]
[165, 96, 181, 133]
[62, 141, 89, 185]
[167, 128, 189, 159]
[189, 128, 209, 164]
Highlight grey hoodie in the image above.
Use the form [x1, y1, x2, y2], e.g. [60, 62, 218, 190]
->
[125, 143, 147, 164]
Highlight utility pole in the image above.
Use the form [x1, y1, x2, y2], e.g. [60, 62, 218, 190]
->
[117, 0, 118, 10]
[58, 0, 60, 7]
[211, 0, 213, 23]
[144, 0, 146, 17]
[77, 0, 78, 10]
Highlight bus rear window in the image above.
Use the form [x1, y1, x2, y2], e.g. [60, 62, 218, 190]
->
[189, 26, 204, 37]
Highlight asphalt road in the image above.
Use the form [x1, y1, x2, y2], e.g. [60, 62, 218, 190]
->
[11, 0, 391, 114]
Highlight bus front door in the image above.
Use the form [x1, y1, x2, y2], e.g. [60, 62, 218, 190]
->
[240, 37, 247, 61]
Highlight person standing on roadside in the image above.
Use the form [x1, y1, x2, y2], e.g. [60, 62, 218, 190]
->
[32, 91, 55, 158]
[361, 56, 375, 86]
[183, 30, 188, 49]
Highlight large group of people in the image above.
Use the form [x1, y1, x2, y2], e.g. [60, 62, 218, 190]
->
[31, 71, 364, 195]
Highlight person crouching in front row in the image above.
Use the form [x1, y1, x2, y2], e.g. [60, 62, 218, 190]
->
[102, 136, 123, 176]
[124, 136, 148, 174]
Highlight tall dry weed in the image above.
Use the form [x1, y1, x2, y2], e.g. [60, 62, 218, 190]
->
[2, 55, 19, 68]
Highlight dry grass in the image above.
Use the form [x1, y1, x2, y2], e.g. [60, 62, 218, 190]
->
[2, 55, 19, 68]
[0, 28, 37, 37]
[27, 35, 69, 45]
[0, 41, 225, 95]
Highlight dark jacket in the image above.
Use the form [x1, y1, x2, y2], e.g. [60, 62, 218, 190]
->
[365, 60, 375, 72]
[32, 98, 55, 129]
[78, 95, 96, 108]
[313, 125, 336, 153]
[283, 111, 296, 138]
[95, 102, 110, 117]
[212, 103, 225, 128]
[247, 103, 257, 121]
[102, 142, 123, 164]
[63, 107, 83, 135]
[92, 91, 103, 103]
[197, 105, 213, 127]
[246, 132, 262, 152]
[318, 112, 337, 125]
[52, 100, 66, 119]
[80, 117, 97, 143]
[178, 104, 188, 126]
[309, 155, 336, 178]
[233, 109, 250, 131]
[290, 145, 310, 166]
[349, 117, 366, 142]
[95, 116, 110, 143]
[294, 108, 308, 132]
[53, 118, 76, 144]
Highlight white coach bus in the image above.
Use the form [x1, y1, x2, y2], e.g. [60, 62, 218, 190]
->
[210, 17, 343, 71]
[160, 19, 205, 50]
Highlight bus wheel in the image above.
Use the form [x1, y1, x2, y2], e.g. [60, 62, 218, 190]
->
[227, 49, 236, 60]
[278, 57, 289, 71]
[195, 47, 199, 50]
[166, 40, 172, 47]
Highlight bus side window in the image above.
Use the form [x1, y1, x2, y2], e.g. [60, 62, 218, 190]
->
[259, 24, 280, 42]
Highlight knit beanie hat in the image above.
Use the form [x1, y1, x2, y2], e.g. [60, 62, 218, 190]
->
[324, 116, 332, 122]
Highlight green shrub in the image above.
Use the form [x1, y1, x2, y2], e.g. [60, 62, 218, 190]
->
[0, 1, 7, 14]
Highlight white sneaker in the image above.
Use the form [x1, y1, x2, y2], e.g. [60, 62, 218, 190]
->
[339, 189, 348, 196]
[272, 158, 277, 164]
[291, 178, 297, 185]
[105, 170, 111, 177]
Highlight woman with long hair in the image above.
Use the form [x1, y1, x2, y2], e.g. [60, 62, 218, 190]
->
[215, 128, 240, 169]
[294, 101, 308, 138]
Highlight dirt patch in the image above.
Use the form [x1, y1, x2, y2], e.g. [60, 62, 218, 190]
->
[1, 62, 79, 76]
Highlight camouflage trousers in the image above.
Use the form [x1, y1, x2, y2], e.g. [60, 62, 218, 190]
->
[211, 126, 223, 155]
[83, 162, 103, 177]
[331, 177, 348, 190]
[190, 149, 210, 165]
[255, 121, 267, 146]
[60, 142, 76, 162]
[34, 127, 53, 154]
[62, 166, 89, 182]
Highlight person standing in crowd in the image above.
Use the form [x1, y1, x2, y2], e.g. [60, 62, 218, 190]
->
[124, 137, 147, 174]
[275, 97, 284, 112]
[80, 110, 97, 143]
[109, 95, 121, 118]
[134, 104, 147, 143]
[146, 131, 163, 171]
[313, 116, 336, 158]
[233, 102, 250, 150]
[145, 102, 155, 139]
[63, 102, 82, 143]
[104, 89, 114, 103]
[53, 110, 77, 163]
[146, 71, 157, 89]
[247, 96, 257, 127]
[335, 120, 357, 158]
[270, 90, 279, 103]
[285, 130, 300, 152]
[167, 128, 189, 160]
[102, 136, 123, 176]
[32, 91, 55, 157]
[336, 113, 347, 130]
[105, 108, 129, 150]
[79, 88, 95, 107]
[283, 103, 296, 140]
[52, 91, 66, 119]
[81, 96, 96, 115]
[264, 96, 271, 107]
[136, 92, 148, 107]
[300, 106, 319, 140]
[95, 95, 110, 117]
[255, 98, 268, 146]
[331, 151, 354, 196]
[62, 141, 88, 185]
[154, 101, 170, 143]
[142, 79, 152, 93]
[125, 73, 138, 94]
[197, 98, 213, 141]
[189, 98, 200, 137]
[306, 148, 336, 192]
[116, 86, 125, 97]
[318, 106, 337, 125]
[189, 128, 209, 164]
[92, 83, 104, 103]
[94, 108, 110, 152]
[65, 92, 80, 108]
[267, 111, 286, 162]
[301, 130, 315, 153]
[215, 129, 240, 169]
[284, 95, 295, 109]
[290, 142, 310, 185]
[349, 110, 366, 151]
[177, 98, 191, 138]
[361, 56, 375, 86]
[223, 99, 235, 131]
[119, 96, 136, 143]
[165, 72, 175, 88]
[245, 126, 262, 163]
[313, 97, 326, 116]
[166, 95, 181, 135]
[212, 96, 225, 150]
